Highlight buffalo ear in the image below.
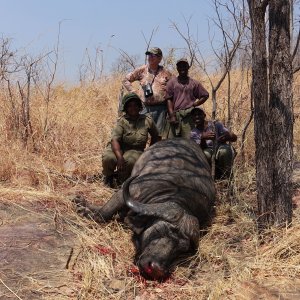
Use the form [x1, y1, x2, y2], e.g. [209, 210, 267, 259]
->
[179, 214, 200, 249]
[125, 214, 155, 234]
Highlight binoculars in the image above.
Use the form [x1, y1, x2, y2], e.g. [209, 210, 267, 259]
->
[143, 83, 153, 98]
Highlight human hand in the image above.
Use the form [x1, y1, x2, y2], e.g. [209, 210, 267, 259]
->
[116, 157, 126, 171]
[202, 131, 215, 140]
[169, 115, 178, 125]
[218, 131, 230, 143]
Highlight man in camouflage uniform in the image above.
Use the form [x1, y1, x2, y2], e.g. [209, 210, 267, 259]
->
[102, 93, 160, 187]
[122, 47, 172, 137]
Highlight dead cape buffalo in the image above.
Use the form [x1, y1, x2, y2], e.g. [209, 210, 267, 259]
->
[74, 138, 215, 280]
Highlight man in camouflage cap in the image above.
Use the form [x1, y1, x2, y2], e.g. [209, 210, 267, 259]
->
[102, 93, 160, 187]
[122, 47, 172, 138]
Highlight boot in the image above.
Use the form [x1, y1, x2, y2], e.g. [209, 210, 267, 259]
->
[103, 175, 114, 188]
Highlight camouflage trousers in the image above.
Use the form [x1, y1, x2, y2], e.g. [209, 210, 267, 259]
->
[142, 104, 167, 138]
[165, 107, 194, 139]
[102, 149, 143, 183]
[203, 144, 236, 179]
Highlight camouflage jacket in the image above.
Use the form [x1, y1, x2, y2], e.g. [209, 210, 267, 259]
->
[123, 65, 172, 105]
[111, 114, 159, 151]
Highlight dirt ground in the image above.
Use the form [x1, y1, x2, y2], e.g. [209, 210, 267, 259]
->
[0, 198, 77, 299]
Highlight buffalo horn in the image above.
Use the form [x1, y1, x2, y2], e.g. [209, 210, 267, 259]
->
[123, 176, 184, 223]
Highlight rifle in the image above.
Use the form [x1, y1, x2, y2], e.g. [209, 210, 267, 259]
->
[211, 92, 217, 180]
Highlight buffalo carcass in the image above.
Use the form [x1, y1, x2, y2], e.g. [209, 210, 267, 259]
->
[74, 138, 215, 280]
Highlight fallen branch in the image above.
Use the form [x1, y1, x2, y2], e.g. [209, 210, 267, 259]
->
[0, 278, 23, 300]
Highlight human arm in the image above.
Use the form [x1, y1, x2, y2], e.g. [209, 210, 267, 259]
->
[167, 99, 178, 124]
[201, 121, 216, 145]
[122, 67, 143, 93]
[216, 122, 237, 143]
[165, 79, 178, 124]
[148, 117, 161, 145]
[192, 95, 209, 107]
[122, 75, 136, 93]
[193, 81, 209, 107]
[218, 131, 237, 143]
[191, 128, 214, 149]
[111, 138, 126, 171]
[111, 121, 126, 171]
[202, 131, 216, 140]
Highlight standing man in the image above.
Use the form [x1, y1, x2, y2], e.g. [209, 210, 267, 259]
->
[123, 47, 172, 137]
[165, 58, 209, 138]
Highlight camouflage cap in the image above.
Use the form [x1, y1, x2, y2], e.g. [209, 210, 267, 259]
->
[145, 47, 163, 57]
[176, 58, 190, 66]
[122, 93, 143, 112]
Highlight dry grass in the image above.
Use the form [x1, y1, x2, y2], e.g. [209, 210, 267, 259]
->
[0, 71, 300, 299]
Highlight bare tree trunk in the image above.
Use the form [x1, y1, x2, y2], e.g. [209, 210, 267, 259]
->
[6, 79, 19, 135]
[248, 0, 293, 228]
[211, 89, 217, 180]
[267, 0, 293, 225]
[18, 80, 30, 146]
[18, 66, 35, 149]
[227, 70, 231, 129]
[247, 0, 270, 228]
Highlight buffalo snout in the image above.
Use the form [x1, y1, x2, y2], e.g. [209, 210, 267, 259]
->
[136, 233, 190, 280]
[139, 259, 168, 280]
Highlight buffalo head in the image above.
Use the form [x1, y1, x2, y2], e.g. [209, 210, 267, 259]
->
[123, 177, 200, 280]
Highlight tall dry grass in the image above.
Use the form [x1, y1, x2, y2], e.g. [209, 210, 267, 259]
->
[0, 76, 121, 189]
[0, 70, 300, 299]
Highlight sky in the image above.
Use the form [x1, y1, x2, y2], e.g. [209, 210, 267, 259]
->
[1, 1, 300, 84]
[1, 0, 219, 83]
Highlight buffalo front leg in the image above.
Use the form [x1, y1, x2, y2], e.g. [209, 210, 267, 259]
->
[72, 190, 125, 223]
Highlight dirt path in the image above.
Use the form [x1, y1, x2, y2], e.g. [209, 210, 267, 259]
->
[0, 199, 77, 300]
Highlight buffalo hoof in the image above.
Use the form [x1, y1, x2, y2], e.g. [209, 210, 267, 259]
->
[71, 195, 94, 219]
[71, 194, 87, 207]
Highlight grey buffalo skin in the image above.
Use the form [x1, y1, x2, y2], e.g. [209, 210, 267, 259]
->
[74, 138, 215, 280]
